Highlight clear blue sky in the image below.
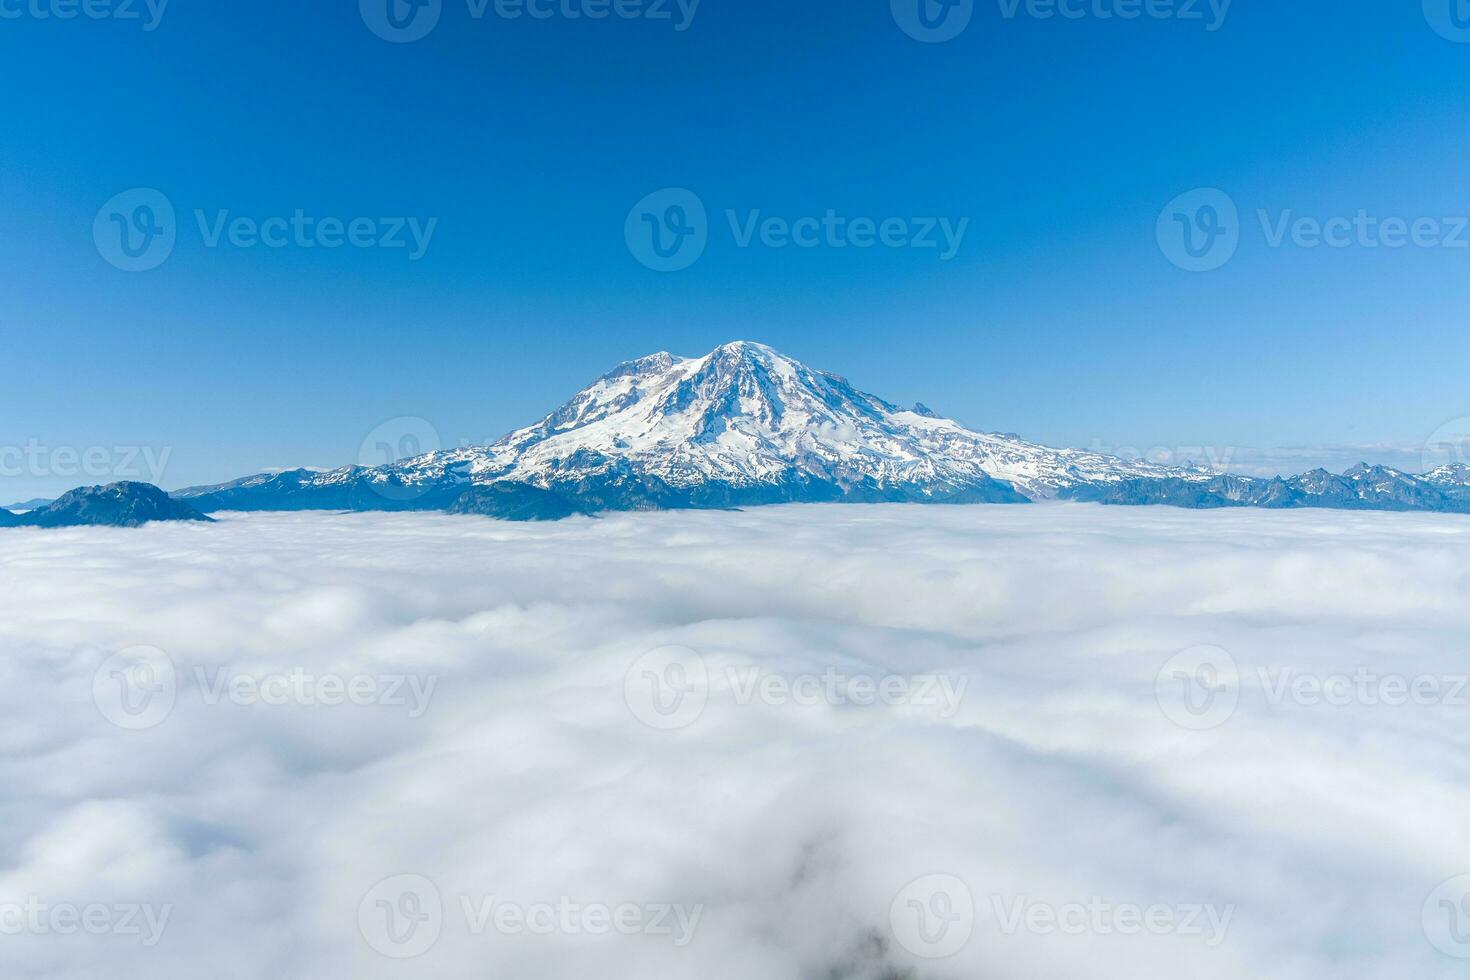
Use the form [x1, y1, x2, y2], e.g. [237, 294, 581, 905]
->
[4, 0, 1470, 499]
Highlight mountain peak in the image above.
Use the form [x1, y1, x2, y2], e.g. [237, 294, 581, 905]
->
[439, 340, 1198, 500]
[18, 482, 213, 528]
[599, 350, 686, 382]
[697, 340, 790, 377]
[171, 344, 1226, 517]
[708, 339, 779, 358]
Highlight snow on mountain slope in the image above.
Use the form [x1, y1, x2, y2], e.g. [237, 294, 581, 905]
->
[173, 342, 1470, 518]
[397, 340, 1200, 500]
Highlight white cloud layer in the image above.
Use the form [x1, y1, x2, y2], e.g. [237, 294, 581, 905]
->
[1, 504, 1468, 979]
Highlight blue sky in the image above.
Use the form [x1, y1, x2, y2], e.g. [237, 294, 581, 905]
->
[4, 0, 1470, 499]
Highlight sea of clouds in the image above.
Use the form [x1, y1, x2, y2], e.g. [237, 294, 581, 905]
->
[1, 503, 1468, 979]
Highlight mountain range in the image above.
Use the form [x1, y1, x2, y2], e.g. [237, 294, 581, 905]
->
[162, 341, 1470, 520]
[0, 482, 212, 529]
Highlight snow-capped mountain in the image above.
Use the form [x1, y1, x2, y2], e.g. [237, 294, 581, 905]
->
[419, 340, 1203, 498]
[173, 341, 1470, 519]
[176, 341, 1206, 516]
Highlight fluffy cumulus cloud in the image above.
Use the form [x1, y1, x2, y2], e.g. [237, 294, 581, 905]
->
[0, 504, 1468, 979]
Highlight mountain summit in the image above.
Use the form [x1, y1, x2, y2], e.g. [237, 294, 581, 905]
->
[6, 483, 213, 528]
[173, 342, 1470, 519]
[425, 339, 1203, 502]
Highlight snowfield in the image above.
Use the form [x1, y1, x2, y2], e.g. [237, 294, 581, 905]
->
[1, 504, 1468, 979]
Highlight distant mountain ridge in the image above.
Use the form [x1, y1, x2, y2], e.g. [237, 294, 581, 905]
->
[168, 341, 1470, 519]
[2, 483, 212, 528]
[3, 497, 53, 512]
